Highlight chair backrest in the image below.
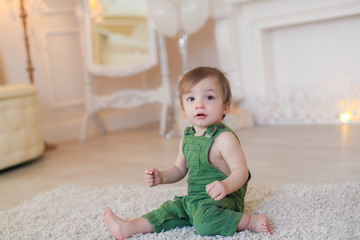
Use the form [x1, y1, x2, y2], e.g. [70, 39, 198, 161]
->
[78, 0, 158, 78]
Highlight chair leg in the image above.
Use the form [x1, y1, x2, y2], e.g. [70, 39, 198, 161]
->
[80, 112, 92, 142]
[159, 103, 169, 136]
[93, 112, 106, 135]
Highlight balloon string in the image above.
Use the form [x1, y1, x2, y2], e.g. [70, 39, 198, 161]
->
[178, 32, 188, 75]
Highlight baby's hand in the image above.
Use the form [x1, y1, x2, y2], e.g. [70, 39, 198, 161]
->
[206, 181, 227, 201]
[144, 168, 161, 187]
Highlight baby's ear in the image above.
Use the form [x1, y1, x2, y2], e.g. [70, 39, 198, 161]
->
[223, 102, 231, 113]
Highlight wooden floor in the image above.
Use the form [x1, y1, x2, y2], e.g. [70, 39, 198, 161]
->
[0, 124, 359, 211]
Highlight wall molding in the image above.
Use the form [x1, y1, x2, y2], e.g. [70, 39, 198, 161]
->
[252, 2, 360, 94]
[42, 29, 84, 109]
[40, 0, 75, 15]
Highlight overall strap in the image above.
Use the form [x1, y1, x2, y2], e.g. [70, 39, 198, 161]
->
[184, 123, 238, 140]
[206, 123, 240, 144]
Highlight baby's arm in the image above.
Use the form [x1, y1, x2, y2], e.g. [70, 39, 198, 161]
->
[206, 132, 249, 200]
[145, 138, 188, 187]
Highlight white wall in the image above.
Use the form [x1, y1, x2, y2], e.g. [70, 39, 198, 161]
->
[0, 1, 28, 85]
[0, 0, 218, 142]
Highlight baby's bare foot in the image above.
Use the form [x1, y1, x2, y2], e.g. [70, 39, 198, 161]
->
[249, 214, 275, 234]
[103, 207, 131, 240]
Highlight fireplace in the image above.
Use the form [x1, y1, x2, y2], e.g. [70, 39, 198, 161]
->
[212, 0, 360, 125]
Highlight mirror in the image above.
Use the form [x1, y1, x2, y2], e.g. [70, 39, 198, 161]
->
[80, 0, 157, 77]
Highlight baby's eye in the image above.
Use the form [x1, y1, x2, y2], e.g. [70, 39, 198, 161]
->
[187, 97, 195, 102]
[206, 95, 215, 100]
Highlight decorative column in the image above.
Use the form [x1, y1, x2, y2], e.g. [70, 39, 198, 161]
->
[211, 0, 244, 102]
[211, 0, 254, 129]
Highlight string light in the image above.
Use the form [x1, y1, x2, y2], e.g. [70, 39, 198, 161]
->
[340, 113, 351, 123]
[89, 0, 98, 10]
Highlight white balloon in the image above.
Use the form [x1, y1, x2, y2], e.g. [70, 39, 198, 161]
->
[147, 0, 179, 37]
[179, 0, 210, 34]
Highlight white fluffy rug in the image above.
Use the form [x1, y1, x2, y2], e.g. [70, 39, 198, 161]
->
[1, 183, 359, 240]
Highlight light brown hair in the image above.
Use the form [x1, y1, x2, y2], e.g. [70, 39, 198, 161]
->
[178, 66, 232, 109]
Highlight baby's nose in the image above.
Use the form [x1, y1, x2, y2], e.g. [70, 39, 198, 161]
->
[195, 102, 205, 109]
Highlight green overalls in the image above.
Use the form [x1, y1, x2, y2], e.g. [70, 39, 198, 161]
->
[142, 123, 251, 236]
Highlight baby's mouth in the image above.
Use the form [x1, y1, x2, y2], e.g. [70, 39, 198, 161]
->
[195, 113, 207, 118]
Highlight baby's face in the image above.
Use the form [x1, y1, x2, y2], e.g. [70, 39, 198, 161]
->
[182, 77, 229, 131]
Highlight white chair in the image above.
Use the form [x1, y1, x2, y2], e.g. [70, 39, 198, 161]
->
[77, 0, 171, 142]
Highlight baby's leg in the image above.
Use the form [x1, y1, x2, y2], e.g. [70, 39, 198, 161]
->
[103, 207, 153, 240]
[237, 213, 275, 234]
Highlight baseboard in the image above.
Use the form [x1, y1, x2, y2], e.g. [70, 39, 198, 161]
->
[41, 105, 161, 143]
